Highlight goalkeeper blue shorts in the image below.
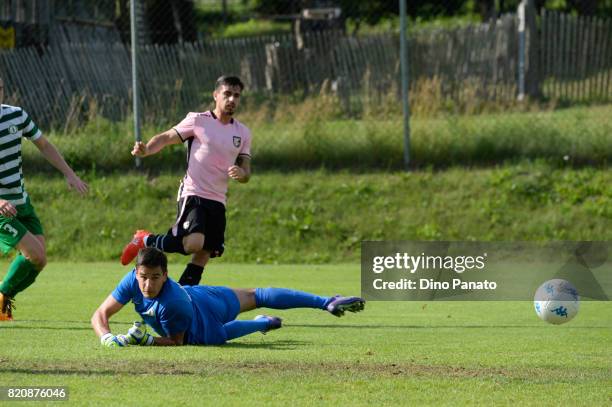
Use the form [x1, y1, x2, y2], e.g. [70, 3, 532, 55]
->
[184, 285, 240, 345]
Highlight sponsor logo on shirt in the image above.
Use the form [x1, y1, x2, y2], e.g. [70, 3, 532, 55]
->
[233, 136, 241, 148]
[183, 220, 190, 230]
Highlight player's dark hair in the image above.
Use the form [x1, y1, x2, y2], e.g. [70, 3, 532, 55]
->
[215, 75, 244, 91]
[136, 248, 168, 273]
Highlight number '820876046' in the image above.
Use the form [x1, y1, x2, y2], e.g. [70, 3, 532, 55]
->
[1, 387, 68, 400]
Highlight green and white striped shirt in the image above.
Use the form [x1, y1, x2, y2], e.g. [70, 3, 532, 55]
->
[0, 104, 42, 206]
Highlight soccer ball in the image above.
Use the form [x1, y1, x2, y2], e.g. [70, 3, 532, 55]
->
[534, 279, 580, 325]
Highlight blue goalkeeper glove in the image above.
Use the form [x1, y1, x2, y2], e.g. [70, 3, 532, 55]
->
[100, 332, 129, 348]
[125, 321, 154, 346]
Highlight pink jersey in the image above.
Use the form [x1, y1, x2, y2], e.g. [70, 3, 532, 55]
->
[173, 111, 252, 205]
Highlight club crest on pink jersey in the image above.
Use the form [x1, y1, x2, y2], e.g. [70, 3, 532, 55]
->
[233, 136, 241, 148]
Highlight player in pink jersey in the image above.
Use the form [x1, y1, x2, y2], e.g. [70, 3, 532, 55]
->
[121, 76, 251, 286]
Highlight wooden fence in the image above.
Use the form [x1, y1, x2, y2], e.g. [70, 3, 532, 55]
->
[409, 14, 519, 103]
[540, 10, 612, 101]
[0, 10, 610, 129]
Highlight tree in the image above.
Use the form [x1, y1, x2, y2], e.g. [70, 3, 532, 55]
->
[145, 0, 197, 44]
[567, 0, 598, 15]
[338, 0, 469, 25]
[475, 0, 496, 21]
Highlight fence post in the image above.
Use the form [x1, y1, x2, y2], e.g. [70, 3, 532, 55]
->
[130, 0, 142, 168]
[399, 0, 411, 170]
[517, 0, 540, 100]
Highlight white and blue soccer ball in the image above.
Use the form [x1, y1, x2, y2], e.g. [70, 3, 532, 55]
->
[534, 279, 580, 325]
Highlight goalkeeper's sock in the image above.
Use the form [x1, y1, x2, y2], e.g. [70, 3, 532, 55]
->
[0, 255, 38, 297]
[223, 319, 270, 341]
[178, 263, 204, 286]
[254, 287, 328, 310]
[145, 234, 188, 255]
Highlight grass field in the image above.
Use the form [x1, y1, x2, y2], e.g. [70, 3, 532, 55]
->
[23, 104, 612, 172]
[16, 164, 612, 262]
[1, 262, 610, 405]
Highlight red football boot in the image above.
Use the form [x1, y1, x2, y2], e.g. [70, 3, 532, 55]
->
[120, 230, 151, 265]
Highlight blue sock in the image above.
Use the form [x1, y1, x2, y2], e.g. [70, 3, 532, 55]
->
[255, 287, 329, 310]
[224, 319, 269, 341]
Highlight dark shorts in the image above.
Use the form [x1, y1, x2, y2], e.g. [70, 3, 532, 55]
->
[170, 196, 226, 258]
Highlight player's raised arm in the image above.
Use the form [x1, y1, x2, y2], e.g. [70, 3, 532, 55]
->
[131, 129, 182, 157]
[32, 135, 88, 195]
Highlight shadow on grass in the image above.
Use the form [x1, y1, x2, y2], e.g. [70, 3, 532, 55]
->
[222, 339, 310, 350]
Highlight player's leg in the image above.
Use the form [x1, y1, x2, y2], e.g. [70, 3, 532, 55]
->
[221, 288, 275, 340]
[0, 232, 44, 320]
[0, 217, 29, 297]
[181, 233, 205, 254]
[232, 288, 257, 312]
[232, 287, 366, 316]
[169, 196, 206, 256]
[223, 316, 279, 340]
[222, 287, 365, 340]
[145, 196, 213, 257]
[121, 227, 190, 265]
[178, 249, 210, 286]
[0, 198, 47, 319]
[145, 230, 205, 255]
[11, 235, 46, 293]
[128, 230, 203, 263]
[178, 198, 225, 285]
[120, 196, 199, 264]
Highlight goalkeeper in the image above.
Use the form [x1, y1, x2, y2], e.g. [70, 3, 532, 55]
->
[91, 248, 365, 347]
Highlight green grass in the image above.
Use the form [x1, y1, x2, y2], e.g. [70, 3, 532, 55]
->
[345, 14, 482, 36]
[217, 18, 292, 38]
[28, 105, 612, 172]
[14, 163, 612, 262]
[0, 262, 610, 405]
[250, 105, 612, 169]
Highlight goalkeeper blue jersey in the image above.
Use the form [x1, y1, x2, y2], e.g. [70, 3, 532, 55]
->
[111, 270, 240, 345]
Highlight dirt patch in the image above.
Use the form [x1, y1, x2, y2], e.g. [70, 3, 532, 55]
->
[0, 359, 582, 381]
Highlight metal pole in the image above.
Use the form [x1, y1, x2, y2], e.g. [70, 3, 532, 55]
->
[517, 0, 526, 101]
[400, 0, 411, 170]
[131, 0, 142, 168]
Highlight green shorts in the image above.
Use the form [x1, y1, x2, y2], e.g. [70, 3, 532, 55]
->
[0, 196, 44, 254]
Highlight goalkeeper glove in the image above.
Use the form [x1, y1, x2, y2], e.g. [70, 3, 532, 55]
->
[126, 321, 154, 346]
[100, 333, 129, 348]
